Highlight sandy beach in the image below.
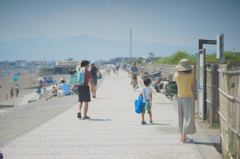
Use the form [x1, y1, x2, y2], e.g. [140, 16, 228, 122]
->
[0, 73, 71, 104]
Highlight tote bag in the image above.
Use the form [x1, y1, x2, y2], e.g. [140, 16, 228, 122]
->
[135, 96, 142, 114]
[70, 68, 85, 85]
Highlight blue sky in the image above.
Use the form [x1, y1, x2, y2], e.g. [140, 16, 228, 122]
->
[0, 0, 239, 56]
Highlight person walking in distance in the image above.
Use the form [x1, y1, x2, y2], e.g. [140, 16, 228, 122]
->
[174, 59, 195, 143]
[10, 87, 13, 99]
[115, 63, 120, 76]
[89, 61, 101, 87]
[130, 62, 139, 88]
[15, 84, 19, 97]
[107, 63, 111, 76]
[77, 60, 96, 119]
[127, 62, 131, 72]
[89, 61, 101, 98]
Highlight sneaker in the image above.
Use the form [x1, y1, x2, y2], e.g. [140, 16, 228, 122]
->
[77, 112, 81, 118]
[141, 121, 147, 125]
[83, 116, 90, 120]
[136, 86, 139, 89]
[150, 120, 153, 123]
[130, 82, 132, 85]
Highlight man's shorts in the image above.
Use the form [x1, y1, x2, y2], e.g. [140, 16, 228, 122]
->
[92, 77, 97, 86]
[142, 103, 152, 114]
[132, 74, 137, 79]
[77, 86, 91, 102]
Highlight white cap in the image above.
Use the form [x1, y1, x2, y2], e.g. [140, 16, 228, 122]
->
[60, 78, 65, 82]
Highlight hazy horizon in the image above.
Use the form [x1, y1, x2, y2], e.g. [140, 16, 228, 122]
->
[1, 35, 217, 61]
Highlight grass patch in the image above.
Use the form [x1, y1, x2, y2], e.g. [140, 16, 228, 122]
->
[212, 123, 220, 129]
[155, 50, 240, 65]
[206, 51, 240, 63]
[155, 50, 196, 65]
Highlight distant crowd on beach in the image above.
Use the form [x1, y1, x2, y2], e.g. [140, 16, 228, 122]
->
[0, 69, 30, 79]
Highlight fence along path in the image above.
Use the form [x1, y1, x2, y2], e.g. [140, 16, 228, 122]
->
[205, 64, 219, 126]
[218, 62, 240, 158]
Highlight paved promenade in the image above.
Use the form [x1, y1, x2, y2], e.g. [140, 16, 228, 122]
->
[0, 71, 220, 158]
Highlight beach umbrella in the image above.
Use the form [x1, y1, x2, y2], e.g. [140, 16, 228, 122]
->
[13, 77, 18, 81]
[44, 75, 52, 79]
[13, 77, 18, 87]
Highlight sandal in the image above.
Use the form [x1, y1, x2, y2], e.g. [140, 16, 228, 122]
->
[83, 116, 90, 120]
[141, 121, 147, 125]
[181, 136, 191, 141]
[77, 112, 81, 119]
[183, 138, 193, 143]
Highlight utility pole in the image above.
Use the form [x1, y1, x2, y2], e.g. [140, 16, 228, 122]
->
[130, 28, 132, 62]
[30, 63, 31, 86]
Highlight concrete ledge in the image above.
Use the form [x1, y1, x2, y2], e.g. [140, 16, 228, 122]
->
[0, 104, 14, 107]
[28, 99, 37, 103]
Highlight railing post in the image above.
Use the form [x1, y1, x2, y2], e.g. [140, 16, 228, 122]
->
[210, 64, 214, 127]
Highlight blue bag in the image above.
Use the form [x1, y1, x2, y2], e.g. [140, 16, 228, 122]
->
[135, 96, 142, 114]
[36, 89, 41, 94]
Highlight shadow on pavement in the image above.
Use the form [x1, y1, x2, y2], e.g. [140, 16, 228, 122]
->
[146, 123, 171, 126]
[89, 119, 111, 121]
[193, 141, 213, 146]
[95, 98, 111, 99]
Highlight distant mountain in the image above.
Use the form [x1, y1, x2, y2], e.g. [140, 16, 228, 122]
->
[0, 35, 215, 61]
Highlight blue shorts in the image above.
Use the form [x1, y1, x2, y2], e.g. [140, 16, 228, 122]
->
[92, 77, 97, 86]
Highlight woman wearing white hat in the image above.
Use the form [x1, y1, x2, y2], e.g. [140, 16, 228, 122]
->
[173, 59, 196, 143]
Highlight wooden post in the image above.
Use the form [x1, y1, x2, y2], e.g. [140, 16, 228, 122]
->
[237, 76, 240, 159]
[192, 65, 196, 115]
[210, 64, 214, 127]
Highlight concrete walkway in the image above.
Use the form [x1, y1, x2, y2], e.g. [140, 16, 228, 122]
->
[0, 71, 220, 158]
